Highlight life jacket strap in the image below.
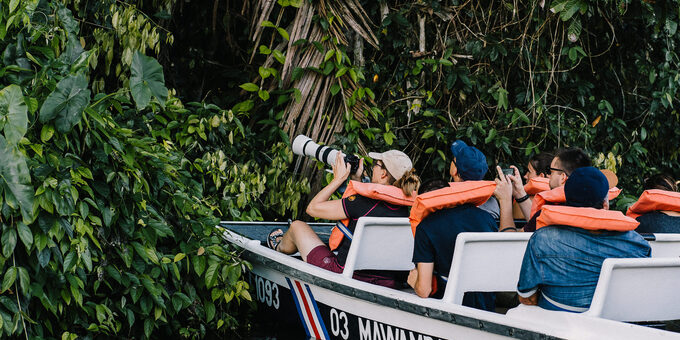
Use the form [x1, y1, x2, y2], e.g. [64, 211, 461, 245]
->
[334, 220, 353, 241]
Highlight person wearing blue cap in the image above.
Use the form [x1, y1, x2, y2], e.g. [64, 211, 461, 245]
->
[449, 140, 500, 218]
[408, 140, 518, 311]
[516, 167, 650, 312]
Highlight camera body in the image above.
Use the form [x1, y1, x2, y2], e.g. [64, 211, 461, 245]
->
[501, 168, 514, 176]
[292, 135, 360, 174]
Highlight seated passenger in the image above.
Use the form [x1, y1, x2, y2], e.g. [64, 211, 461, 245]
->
[524, 152, 553, 183]
[517, 167, 651, 312]
[630, 174, 680, 233]
[407, 149, 512, 311]
[449, 140, 500, 219]
[508, 152, 553, 220]
[522, 148, 591, 231]
[269, 150, 420, 289]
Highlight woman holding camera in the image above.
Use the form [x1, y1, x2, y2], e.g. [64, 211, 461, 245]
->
[268, 150, 420, 288]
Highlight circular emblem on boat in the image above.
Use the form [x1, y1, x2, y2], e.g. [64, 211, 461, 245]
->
[348, 195, 356, 201]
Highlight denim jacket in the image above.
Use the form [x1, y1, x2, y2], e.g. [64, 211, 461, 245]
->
[517, 226, 651, 312]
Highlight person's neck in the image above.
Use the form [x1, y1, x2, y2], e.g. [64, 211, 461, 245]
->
[661, 210, 680, 217]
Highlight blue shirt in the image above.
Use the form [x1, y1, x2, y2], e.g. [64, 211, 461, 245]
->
[412, 204, 497, 310]
[517, 226, 651, 312]
[636, 211, 680, 233]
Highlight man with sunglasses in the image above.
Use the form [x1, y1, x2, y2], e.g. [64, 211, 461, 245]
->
[521, 148, 591, 232]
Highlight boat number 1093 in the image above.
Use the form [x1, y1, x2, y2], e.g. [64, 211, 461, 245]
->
[255, 276, 279, 309]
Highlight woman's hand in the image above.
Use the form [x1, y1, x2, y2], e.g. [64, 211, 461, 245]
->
[350, 158, 364, 181]
[332, 152, 352, 183]
[508, 165, 527, 199]
[494, 166, 513, 205]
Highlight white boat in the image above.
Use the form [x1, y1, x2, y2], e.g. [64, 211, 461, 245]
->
[221, 218, 680, 340]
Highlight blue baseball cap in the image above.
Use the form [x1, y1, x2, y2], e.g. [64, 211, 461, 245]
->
[450, 140, 488, 180]
[564, 166, 609, 208]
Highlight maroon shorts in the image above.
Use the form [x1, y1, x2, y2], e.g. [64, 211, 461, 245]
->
[306, 245, 399, 289]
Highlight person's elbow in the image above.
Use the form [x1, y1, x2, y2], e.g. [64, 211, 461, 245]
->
[414, 283, 432, 298]
[305, 203, 320, 218]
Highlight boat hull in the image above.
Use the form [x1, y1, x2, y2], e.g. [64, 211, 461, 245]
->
[246, 262, 510, 340]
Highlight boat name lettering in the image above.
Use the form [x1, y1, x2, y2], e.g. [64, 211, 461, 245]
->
[358, 317, 440, 340]
[329, 308, 349, 339]
[255, 274, 279, 309]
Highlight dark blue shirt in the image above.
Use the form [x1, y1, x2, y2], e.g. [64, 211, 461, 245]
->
[636, 211, 680, 233]
[518, 226, 651, 312]
[412, 204, 497, 310]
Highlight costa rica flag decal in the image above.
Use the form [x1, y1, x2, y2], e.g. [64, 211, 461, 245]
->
[285, 278, 330, 340]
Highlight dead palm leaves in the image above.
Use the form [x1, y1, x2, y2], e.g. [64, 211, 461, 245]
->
[248, 0, 379, 178]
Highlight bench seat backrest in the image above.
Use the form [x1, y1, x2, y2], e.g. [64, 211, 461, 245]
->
[342, 217, 414, 278]
[441, 232, 532, 304]
[584, 257, 680, 321]
[648, 233, 680, 257]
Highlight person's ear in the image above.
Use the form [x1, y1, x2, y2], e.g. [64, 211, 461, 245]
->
[449, 161, 458, 178]
[560, 173, 568, 185]
[379, 167, 389, 180]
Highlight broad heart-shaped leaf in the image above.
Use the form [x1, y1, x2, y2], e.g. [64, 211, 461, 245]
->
[39, 74, 90, 133]
[0, 135, 34, 222]
[130, 51, 168, 110]
[0, 85, 27, 145]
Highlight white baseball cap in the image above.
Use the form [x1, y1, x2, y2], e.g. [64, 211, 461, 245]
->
[368, 150, 413, 181]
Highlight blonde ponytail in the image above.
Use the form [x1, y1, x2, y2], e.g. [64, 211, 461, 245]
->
[393, 168, 421, 197]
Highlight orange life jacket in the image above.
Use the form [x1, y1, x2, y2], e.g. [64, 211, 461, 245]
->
[328, 181, 416, 251]
[408, 181, 496, 235]
[524, 177, 550, 195]
[536, 205, 639, 231]
[530, 186, 622, 219]
[626, 189, 680, 219]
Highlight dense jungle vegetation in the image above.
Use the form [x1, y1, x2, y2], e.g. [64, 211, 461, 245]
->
[0, 0, 678, 338]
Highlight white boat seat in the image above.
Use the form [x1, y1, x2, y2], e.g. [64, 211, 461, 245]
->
[648, 233, 680, 257]
[441, 232, 532, 304]
[439, 232, 680, 306]
[342, 217, 414, 278]
[583, 257, 680, 321]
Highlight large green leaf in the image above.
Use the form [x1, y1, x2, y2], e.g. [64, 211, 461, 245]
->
[0, 135, 33, 222]
[0, 85, 27, 145]
[130, 51, 168, 110]
[39, 74, 91, 133]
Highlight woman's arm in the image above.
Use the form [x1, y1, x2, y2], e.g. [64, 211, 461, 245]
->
[306, 153, 353, 220]
[408, 263, 434, 298]
[494, 166, 517, 232]
[509, 165, 532, 221]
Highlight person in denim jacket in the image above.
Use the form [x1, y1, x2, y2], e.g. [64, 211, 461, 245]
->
[516, 167, 651, 312]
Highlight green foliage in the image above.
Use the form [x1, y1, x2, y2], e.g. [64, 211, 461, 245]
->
[130, 51, 168, 110]
[347, 0, 679, 196]
[0, 1, 308, 338]
[0, 85, 27, 145]
[38, 74, 91, 133]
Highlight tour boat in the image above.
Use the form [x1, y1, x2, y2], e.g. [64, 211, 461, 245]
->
[221, 218, 680, 339]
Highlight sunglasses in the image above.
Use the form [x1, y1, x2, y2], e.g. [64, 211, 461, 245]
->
[549, 167, 569, 176]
